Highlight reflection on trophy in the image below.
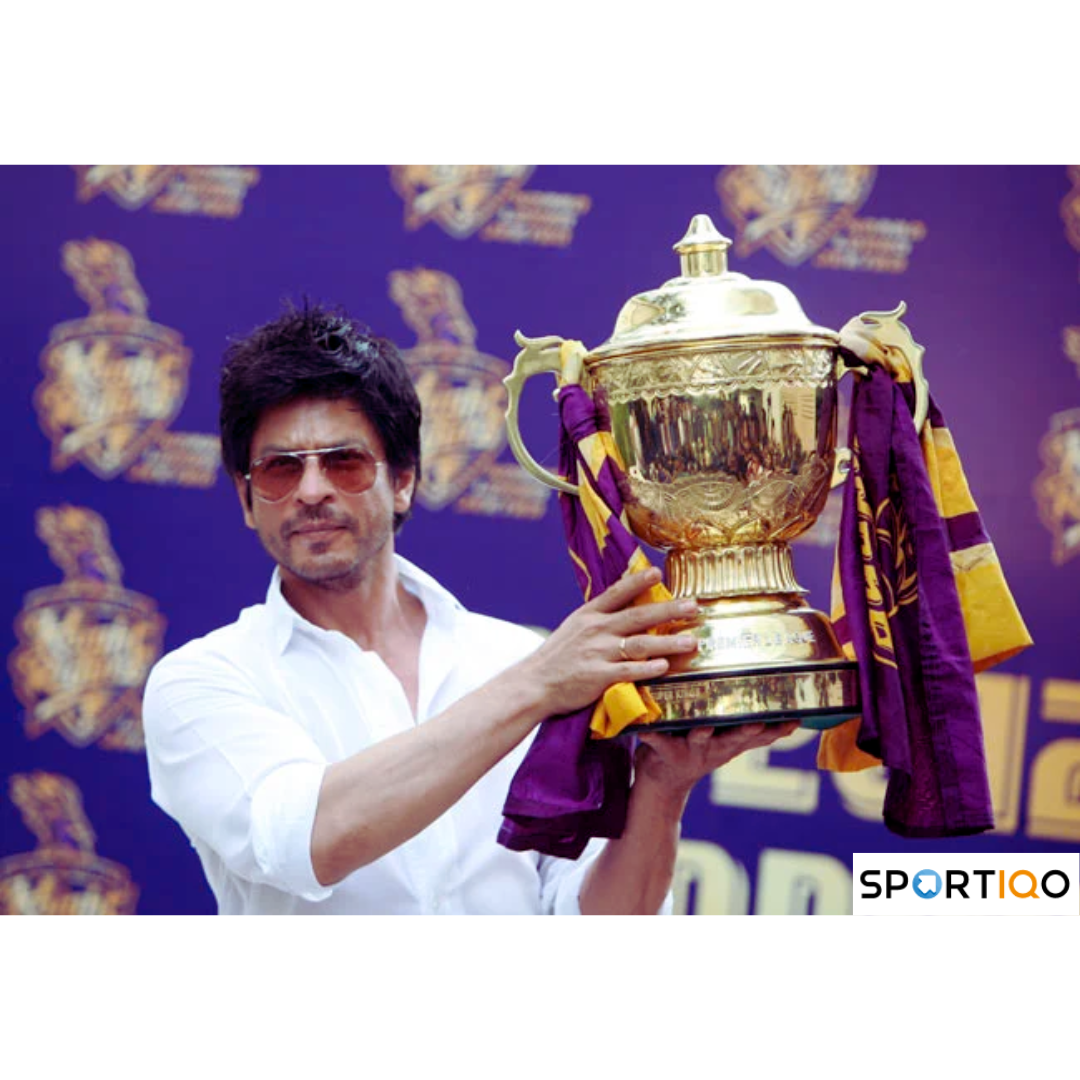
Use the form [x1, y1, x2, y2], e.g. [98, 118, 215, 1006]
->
[504, 214, 928, 733]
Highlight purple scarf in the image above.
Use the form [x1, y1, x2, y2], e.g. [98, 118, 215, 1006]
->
[497, 385, 638, 859]
[835, 366, 994, 837]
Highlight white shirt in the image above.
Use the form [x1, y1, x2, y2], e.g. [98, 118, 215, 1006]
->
[143, 556, 604, 915]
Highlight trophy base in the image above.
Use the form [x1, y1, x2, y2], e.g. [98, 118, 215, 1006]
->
[628, 592, 861, 734]
[631, 660, 860, 734]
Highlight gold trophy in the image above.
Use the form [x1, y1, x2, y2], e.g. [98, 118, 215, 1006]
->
[504, 213, 927, 732]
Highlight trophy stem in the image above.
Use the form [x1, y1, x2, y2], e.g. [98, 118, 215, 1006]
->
[632, 550, 860, 733]
[666, 543, 807, 600]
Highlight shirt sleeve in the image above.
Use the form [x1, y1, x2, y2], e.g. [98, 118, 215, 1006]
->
[536, 839, 675, 915]
[143, 647, 333, 903]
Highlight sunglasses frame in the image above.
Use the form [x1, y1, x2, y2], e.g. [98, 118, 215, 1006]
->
[244, 444, 387, 504]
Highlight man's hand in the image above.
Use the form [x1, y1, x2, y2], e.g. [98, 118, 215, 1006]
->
[634, 720, 802, 806]
[519, 567, 699, 717]
[578, 719, 802, 914]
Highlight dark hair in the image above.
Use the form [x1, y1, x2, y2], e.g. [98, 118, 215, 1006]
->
[220, 301, 422, 531]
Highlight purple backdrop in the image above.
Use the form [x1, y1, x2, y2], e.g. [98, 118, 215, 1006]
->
[2, 165, 1077, 914]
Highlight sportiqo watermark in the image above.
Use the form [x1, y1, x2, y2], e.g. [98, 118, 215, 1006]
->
[852, 853, 1079, 915]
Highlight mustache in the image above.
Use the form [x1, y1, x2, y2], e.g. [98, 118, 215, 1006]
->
[284, 508, 354, 536]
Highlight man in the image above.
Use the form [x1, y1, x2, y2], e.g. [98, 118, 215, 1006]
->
[143, 303, 795, 914]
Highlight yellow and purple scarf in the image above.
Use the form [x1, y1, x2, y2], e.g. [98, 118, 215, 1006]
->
[498, 346, 666, 858]
[820, 332, 1032, 836]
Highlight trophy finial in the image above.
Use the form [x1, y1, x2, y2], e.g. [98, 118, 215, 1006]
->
[674, 214, 732, 278]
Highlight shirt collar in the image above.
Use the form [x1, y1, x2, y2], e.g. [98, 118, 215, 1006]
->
[265, 554, 464, 655]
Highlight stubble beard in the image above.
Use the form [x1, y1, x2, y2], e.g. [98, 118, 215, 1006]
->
[264, 513, 394, 595]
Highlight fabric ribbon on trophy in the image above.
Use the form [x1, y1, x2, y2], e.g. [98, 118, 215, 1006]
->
[819, 338, 1032, 837]
[498, 342, 667, 859]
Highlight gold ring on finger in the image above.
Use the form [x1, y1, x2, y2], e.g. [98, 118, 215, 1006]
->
[619, 637, 630, 662]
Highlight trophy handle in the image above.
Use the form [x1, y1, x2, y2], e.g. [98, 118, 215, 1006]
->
[830, 302, 931, 489]
[503, 331, 580, 496]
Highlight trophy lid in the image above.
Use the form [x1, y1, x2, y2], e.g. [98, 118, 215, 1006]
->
[589, 213, 837, 360]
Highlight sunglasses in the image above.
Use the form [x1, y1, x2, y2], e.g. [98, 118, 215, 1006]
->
[245, 445, 386, 503]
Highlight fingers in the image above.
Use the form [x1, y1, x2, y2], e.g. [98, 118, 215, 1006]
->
[601, 626, 696, 687]
[709, 719, 800, 751]
[687, 726, 717, 747]
[618, 632, 698, 662]
[584, 568, 699, 639]
[621, 658, 674, 683]
[634, 719, 802, 789]
[611, 598, 699, 636]
[638, 719, 800, 753]
[583, 570, 699, 652]
[588, 566, 665, 613]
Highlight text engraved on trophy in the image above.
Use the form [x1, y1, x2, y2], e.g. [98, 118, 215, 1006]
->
[713, 630, 818, 651]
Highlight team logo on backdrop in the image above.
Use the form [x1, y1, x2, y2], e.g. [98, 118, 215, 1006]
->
[389, 166, 591, 247]
[35, 238, 221, 486]
[1061, 165, 1080, 257]
[1034, 408, 1080, 564]
[717, 166, 926, 273]
[389, 268, 551, 519]
[1062, 168, 1080, 374]
[8, 505, 165, 751]
[1064, 326, 1080, 380]
[0, 772, 139, 914]
[74, 165, 260, 218]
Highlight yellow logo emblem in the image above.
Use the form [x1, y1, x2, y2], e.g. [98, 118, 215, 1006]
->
[0, 772, 139, 914]
[1061, 165, 1080, 256]
[720, 165, 876, 264]
[717, 165, 925, 273]
[389, 268, 551, 519]
[9, 505, 166, 751]
[1034, 408, 1080, 564]
[389, 166, 590, 248]
[35, 238, 221, 486]
[391, 165, 535, 237]
[74, 165, 259, 218]
[1064, 326, 1080, 379]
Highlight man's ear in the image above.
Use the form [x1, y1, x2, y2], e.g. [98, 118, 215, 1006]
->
[233, 473, 257, 530]
[392, 466, 416, 516]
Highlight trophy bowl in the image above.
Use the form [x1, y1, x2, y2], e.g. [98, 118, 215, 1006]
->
[506, 214, 874, 732]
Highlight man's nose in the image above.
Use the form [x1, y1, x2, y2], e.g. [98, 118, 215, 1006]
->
[294, 456, 335, 503]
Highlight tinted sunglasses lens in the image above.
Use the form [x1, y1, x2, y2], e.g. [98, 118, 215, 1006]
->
[250, 455, 304, 501]
[322, 448, 377, 493]
[249, 449, 379, 501]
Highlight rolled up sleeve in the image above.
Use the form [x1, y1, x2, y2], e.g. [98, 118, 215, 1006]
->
[143, 651, 332, 903]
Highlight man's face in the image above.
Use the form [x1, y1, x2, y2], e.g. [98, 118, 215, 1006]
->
[235, 397, 415, 592]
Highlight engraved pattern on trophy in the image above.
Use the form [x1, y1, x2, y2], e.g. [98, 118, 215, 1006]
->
[588, 344, 836, 566]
